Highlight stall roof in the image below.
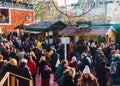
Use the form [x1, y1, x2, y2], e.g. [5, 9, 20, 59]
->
[26, 21, 54, 31]
[49, 21, 67, 30]
[26, 21, 67, 31]
[14, 24, 26, 29]
[94, 24, 120, 34]
[59, 26, 114, 35]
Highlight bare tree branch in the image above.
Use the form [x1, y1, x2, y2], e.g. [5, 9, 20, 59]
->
[51, 0, 95, 24]
[52, 0, 95, 18]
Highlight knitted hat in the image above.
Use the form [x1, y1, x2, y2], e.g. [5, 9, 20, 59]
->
[21, 58, 27, 64]
[83, 65, 90, 74]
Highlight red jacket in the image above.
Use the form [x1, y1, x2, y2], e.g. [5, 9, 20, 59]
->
[27, 60, 37, 75]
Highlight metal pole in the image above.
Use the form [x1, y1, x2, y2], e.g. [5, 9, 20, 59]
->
[64, 43, 67, 60]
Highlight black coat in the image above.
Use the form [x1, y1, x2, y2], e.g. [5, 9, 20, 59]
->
[18, 62, 32, 86]
[18, 62, 32, 79]
[51, 53, 58, 73]
[33, 48, 41, 60]
[39, 60, 51, 79]
[2, 63, 18, 76]
[96, 59, 109, 86]
[63, 75, 75, 86]
[81, 57, 92, 71]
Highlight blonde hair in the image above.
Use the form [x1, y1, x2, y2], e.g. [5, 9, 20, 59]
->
[9, 58, 17, 66]
[39, 56, 46, 63]
[63, 67, 75, 78]
[100, 43, 105, 48]
[30, 51, 36, 59]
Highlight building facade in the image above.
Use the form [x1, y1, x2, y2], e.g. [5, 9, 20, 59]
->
[0, 1, 34, 32]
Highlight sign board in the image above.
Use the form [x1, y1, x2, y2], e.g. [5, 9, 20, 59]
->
[76, 21, 92, 30]
[61, 37, 70, 44]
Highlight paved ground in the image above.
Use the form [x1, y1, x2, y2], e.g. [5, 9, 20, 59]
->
[36, 74, 58, 86]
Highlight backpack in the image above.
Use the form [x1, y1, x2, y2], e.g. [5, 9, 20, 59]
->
[110, 61, 120, 76]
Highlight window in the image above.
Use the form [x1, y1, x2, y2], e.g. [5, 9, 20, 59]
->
[26, 14, 31, 20]
[0, 8, 10, 25]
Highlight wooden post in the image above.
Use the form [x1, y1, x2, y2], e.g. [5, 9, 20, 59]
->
[11, 76, 15, 86]
[29, 80, 33, 86]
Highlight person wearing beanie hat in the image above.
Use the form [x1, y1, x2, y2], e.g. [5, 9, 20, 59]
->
[83, 65, 91, 74]
[18, 57, 32, 86]
[77, 65, 99, 86]
[21, 58, 27, 64]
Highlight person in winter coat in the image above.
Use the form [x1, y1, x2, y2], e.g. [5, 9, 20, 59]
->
[96, 54, 109, 86]
[62, 67, 76, 86]
[18, 58, 32, 86]
[32, 45, 42, 68]
[69, 56, 81, 85]
[110, 54, 120, 85]
[80, 53, 92, 72]
[50, 48, 58, 73]
[2, 58, 18, 76]
[77, 65, 99, 86]
[39, 56, 52, 86]
[0, 55, 7, 79]
[54, 60, 69, 82]
[69, 56, 81, 72]
[27, 56, 37, 86]
[16, 48, 26, 65]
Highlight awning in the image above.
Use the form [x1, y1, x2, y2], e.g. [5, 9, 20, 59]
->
[59, 26, 77, 35]
[59, 26, 112, 35]
[26, 21, 54, 31]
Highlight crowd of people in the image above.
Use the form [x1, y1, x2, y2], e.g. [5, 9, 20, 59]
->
[0, 32, 120, 86]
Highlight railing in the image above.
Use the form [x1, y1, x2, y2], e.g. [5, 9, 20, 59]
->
[0, 72, 33, 86]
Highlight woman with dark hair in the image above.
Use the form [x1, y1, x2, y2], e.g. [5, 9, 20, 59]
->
[96, 54, 109, 86]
